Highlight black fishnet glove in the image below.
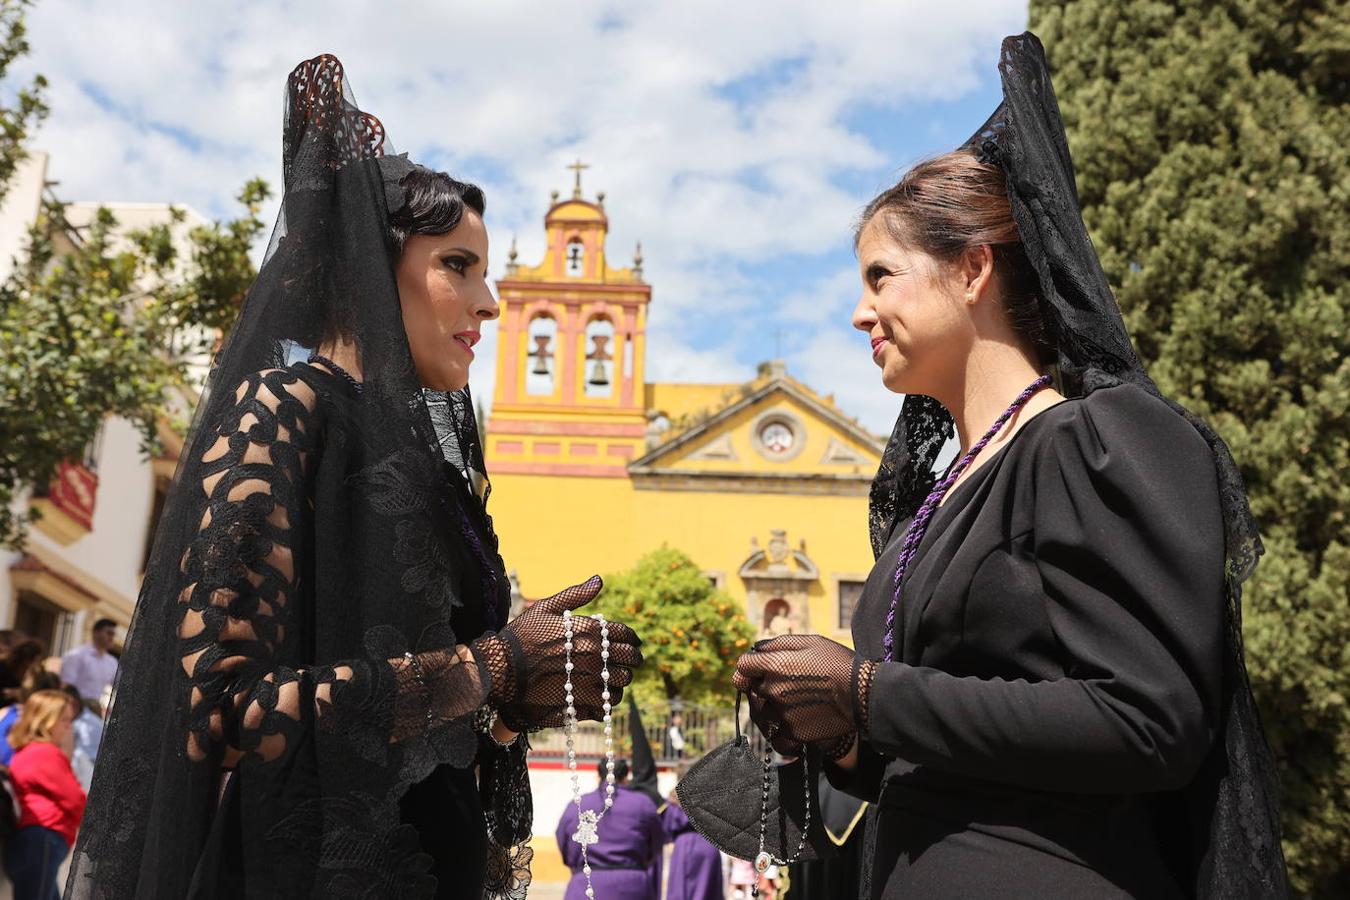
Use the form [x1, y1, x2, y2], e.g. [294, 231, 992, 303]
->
[472, 576, 643, 731]
[732, 634, 873, 759]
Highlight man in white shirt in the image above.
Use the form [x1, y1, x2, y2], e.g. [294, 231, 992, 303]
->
[61, 617, 119, 702]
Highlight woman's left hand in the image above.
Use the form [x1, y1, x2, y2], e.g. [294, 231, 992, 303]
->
[732, 634, 860, 753]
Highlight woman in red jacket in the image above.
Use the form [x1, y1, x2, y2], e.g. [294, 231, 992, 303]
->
[5, 689, 86, 900]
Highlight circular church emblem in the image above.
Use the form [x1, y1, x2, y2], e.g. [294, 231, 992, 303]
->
[758, 421, 795, 456]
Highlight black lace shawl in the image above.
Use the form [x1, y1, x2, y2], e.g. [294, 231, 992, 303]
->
[65, 56, 532, 899]
[866, 33, 1287, 899]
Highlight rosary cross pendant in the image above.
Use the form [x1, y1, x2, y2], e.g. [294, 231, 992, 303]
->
[572, 809, 600, 847]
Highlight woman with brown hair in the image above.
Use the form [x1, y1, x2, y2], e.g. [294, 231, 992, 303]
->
[731, 34, 1285, 899]
[4, 689, 85, 900]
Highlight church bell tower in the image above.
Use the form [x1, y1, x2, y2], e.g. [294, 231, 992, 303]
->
[488, 162, 651, 476]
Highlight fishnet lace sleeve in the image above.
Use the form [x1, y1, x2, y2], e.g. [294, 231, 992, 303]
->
[177, 368, 489, 768]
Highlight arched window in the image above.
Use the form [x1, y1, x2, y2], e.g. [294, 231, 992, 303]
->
[762, 598, 792, 636]
[583, 317, 615, 398]
[526, 315, 557, 396]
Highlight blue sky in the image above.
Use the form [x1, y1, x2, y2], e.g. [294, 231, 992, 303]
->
[17, 0, 1026, 433]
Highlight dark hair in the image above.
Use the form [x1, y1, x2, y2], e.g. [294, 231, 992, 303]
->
[21, 669, 62, 701]
[93, 618, 117, 633]
[63, 682, 101, 717]
[858, 151, 1055, 366]
[3, 637, 45, 670]
[385, 166, 486, 257]
[284, 163, 487, 348]
[597, 758, 630, 782]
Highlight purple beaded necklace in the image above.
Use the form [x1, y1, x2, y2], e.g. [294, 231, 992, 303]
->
[883, 374, 1052, 661]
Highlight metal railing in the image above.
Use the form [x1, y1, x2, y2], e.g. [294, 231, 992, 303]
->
[530, 701, 770, 762]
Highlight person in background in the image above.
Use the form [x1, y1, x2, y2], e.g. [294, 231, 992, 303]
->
[556, 759, 664, 900]
[4, 689, 86, 900]
[661, 762, 723, 900]
[779, 773, 869, 900]
[61, 686, 103, 792]
[0, 639, 47, 705]
[663, 712, 686, 760]
[59, 619, 118, 704]
[0, 673, 63, 767]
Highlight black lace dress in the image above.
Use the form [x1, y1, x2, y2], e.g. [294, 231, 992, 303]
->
[830, 383, 1227, 899]
[78, 362, 529, 900]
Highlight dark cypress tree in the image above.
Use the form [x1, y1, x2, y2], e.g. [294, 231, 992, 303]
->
[1027, 1, 1349, 893]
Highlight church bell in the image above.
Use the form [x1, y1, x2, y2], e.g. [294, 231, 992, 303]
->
[588, 360, 610, 387]
[531, 335, 552, 375]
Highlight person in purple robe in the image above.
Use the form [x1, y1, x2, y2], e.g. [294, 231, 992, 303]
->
[660, 780, 724, 900]
[556, 759, 664, 900]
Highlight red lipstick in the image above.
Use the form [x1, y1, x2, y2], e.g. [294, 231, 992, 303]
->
[453, 331, 480, 360]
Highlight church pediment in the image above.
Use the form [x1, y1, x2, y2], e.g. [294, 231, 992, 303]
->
[629, 377, 883, 490]
[739, 529, 819, 582]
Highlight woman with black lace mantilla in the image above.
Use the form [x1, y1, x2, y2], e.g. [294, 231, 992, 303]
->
[727, 34, 1287, 899]
[64, 55, 643, 900]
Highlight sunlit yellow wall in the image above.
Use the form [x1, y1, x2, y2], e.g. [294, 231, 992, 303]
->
[488, 470, 872, 645]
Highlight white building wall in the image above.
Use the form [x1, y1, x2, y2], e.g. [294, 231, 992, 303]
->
[1, 159, 211, 654]
[0, 415, 153, 652]
[0, 151, 47, 282]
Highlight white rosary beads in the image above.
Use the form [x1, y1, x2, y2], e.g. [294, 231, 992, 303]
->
[563, 609, 615, 900]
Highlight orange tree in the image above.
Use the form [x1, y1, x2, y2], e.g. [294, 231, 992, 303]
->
[591, 545, 754, 708]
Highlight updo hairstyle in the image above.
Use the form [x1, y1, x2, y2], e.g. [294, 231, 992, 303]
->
[385, 165, 486, 256]
[859, 152, 1055, 366]
[278, 163, 487, 349]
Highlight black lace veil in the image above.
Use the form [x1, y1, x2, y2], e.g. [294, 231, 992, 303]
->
[65, 55, 530, 898]
[867, 33, 1286, 898]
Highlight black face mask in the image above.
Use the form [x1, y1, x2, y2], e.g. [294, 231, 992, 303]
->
[674, 693, 835, 863]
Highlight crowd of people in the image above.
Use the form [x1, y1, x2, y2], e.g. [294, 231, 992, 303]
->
[0, 621, 117, 900]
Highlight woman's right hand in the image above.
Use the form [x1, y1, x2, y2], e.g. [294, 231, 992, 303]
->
[472, 576, 643, 731]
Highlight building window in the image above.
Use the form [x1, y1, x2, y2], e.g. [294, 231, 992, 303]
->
[837, 580, 865, 630]
[13, 590, 64, 653]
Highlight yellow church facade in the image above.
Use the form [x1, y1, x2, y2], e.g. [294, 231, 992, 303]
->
[485, 174, 884, 644]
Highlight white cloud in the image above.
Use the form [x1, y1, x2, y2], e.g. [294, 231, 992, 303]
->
[15, 0, 1026, 431]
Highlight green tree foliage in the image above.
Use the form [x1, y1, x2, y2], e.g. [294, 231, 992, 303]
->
[0, 0, 46, 205]
[0, 0, 271, 546]
[590, 546, 756, 707]
[1028, 2, 1349, 893]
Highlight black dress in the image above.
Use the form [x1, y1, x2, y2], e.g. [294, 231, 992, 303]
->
[827, 383, 1226, 899]
[166, 365, 515, 900]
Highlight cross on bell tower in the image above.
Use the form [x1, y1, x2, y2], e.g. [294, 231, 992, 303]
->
[568, 158, 590, 199]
